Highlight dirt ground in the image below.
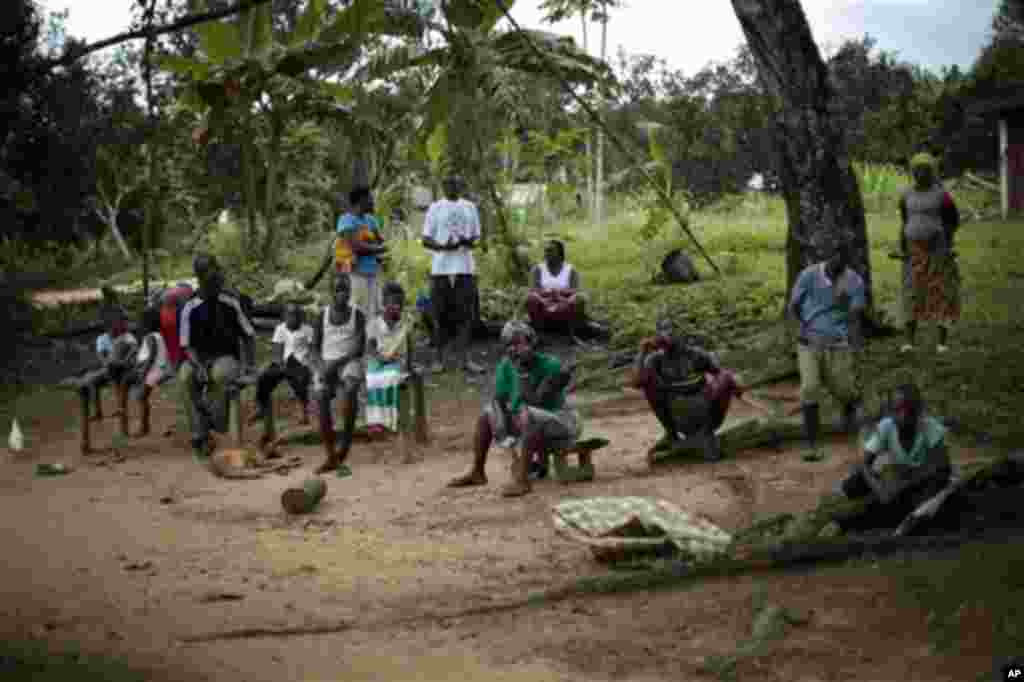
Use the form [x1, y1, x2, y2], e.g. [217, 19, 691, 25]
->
[0, 378, 997, 682]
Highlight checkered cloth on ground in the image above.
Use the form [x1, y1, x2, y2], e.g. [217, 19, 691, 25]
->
[552, 496, 733, 561]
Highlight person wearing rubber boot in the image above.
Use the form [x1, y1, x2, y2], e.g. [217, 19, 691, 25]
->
[832, 382, 951, 531]
[310, 276, 366, 475]
[788, 241, 866, 462]
[448, 321, 579, 497]
[178, 254, 256, 466]
[634, 318, 735, 462]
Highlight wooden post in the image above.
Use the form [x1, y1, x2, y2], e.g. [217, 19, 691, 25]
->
[229, 394, 244, 447]
[1000, 117, 1009, 220]
[117, 384, 130, 438]
[261, 398, 277, 448]
[94, 383, 104, 420]
[410, 373, 429, 444]
[79, 388, 92, 455]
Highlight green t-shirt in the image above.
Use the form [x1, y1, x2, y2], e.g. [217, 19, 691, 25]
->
[494, 353, 564, 413]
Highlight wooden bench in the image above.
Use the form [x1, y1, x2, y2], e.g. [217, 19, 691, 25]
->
[257, 370, 430, 458]
[544, 437, 610, 484]
[59, 367, 129, 455]
[59, 368, 258, 456]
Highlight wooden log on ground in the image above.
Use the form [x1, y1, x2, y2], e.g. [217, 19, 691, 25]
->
[729, 529, 1017, 569]
[281, 477, 327, 515]
[648, 415, 848, 466]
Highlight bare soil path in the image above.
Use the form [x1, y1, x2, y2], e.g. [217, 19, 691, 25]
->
[0, 381, 994, 681]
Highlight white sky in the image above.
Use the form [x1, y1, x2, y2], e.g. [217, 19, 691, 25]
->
[44, 0, 994, 75]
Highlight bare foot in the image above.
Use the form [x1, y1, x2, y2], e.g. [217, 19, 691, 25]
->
[135, 428, 150, 438]
[447, 471, 487, 487]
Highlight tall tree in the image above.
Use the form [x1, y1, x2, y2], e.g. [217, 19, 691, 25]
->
[540, 0, 621, 223]
[730, 0, 872, 309]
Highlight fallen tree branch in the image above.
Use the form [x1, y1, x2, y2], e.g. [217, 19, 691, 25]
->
[43, 0, 275, 69]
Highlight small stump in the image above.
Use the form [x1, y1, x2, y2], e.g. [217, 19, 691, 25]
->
[548, 437, 609, 484]
[281, 477, 327, 515]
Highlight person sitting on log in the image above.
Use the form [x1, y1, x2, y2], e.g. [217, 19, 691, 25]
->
[92, 307, 139, 421]
[634, 317, 745, 462]
[526, 240, 588, 342]
[365, 281, 414, 436]
[178, 254, 257, 465]
[832, 382, 952, 532]
[126, 304, 173, 437]
[251, 303, 315, 428]
[310, 275, 366, 475]
[448, 320, 579, 496]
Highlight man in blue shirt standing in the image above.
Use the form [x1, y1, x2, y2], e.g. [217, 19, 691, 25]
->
[788, 241, 866, 462]
[307, 187, 388, 321]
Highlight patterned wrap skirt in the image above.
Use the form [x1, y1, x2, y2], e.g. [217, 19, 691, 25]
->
[903, 239, 961, 323]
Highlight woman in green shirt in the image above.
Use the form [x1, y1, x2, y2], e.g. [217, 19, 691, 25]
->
[448, 321, 579, 497]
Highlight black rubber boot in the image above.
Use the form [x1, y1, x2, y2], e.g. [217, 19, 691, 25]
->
[702, 430, 723, 462]
[801, 402, 820, 450]
[842, 400, 863, 434]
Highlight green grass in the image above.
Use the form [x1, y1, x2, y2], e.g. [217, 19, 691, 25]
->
[0, 640, 151, 682]
[886, 540, 1024, 668]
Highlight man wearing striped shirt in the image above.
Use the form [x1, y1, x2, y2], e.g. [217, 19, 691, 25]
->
[178, 254, 256, 463]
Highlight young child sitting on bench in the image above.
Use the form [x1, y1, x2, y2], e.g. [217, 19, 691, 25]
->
[93, 308, 138, 420]
[126, 305, 174, 436]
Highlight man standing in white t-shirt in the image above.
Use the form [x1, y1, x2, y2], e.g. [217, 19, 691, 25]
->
[421, 174, 484, 375]
[252, 303, 315, 426]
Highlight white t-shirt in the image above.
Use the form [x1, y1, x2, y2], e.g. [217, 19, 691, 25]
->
[367, 315, 410, 359]
[272, 322, 314, 366]
[422, 198, 481, 276]
[538, 262, 574, 291]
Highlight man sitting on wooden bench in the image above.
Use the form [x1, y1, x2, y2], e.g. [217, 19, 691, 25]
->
[448, 320, 580, 497]
[177, 254, 256, 467]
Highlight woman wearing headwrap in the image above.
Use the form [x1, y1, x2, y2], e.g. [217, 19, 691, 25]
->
[447, 320, 579, 497]
[897, 153, 961, 353]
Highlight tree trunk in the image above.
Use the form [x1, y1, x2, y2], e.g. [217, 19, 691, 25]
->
[102, 207, 134, 260]
[240, 132, 258, 256]
[595, 9, 608, 225]
[260, 113, 284, 265]
[580, 8, 593, 220]
[352, 149, 370, 190]
[730, 0, 872, 310]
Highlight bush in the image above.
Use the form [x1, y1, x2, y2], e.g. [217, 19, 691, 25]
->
[855, 162, 910, 214]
